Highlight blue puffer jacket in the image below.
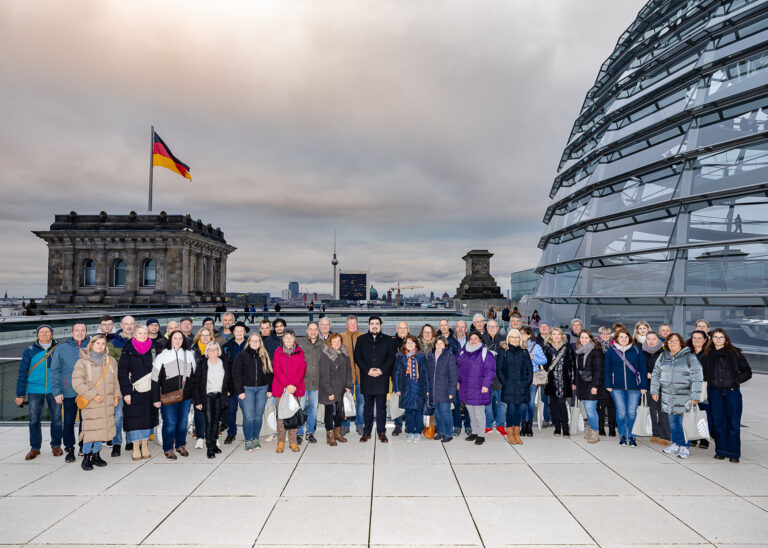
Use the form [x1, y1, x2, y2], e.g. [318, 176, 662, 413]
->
[604, 344, 648, 390]
[16, 339, 58, 396]
[51, 336, 89, 398]
[394, 351, 430, 410]
[426, 348, 458, 403]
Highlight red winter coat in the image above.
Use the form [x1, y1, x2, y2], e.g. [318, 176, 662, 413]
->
[272, 344, 307, 398]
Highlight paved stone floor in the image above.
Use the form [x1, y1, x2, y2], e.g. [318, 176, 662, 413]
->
[1, 376, 767, 547]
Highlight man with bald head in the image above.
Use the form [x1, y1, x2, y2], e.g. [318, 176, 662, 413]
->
[390, 321, 410, 435]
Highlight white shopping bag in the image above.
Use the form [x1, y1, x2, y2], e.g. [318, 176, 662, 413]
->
[343, 391, 356, 417]
[277, 391, 300, 419]
[389, 392, 403, 420]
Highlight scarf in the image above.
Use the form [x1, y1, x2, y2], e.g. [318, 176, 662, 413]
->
[635, 334, 647, 344]
[133, 337, 153, 355]
[197, 340, 208, 356]
[614, 343, 632, 353]
[405, 351, 419, 380]
[549, 340, 565, 351]
[90, 350, 105, 362]
[465, 341, 482, 352]
[574, 341, 595, 355]
[642, 340, 663, 354]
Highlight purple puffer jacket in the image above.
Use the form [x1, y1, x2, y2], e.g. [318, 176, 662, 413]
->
[457, 343, 496, 406]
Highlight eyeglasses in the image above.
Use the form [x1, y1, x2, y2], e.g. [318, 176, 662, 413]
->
[712, 335, 725, 340]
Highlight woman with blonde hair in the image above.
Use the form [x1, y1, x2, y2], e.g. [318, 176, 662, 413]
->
[543, 327, 576, 437]
[496, 329, 533, 444]
[193, 342, 230, 458]
[191, 327, 214, 449]
[72, 334, 121, 470]
[633, 321, 651, 346]
[232, 333, 273, 451]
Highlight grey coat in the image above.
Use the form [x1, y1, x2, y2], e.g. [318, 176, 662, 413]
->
[650, 346, 703, 415]
[299, 336, 325, 391]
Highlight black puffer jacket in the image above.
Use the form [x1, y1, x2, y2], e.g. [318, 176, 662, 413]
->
[483, 332, 504, 390]
[117, 340, 159, 432]
[496, 345, 533, 404]
[231, 347, 274, 395]
[544, 342, 575, 399]
[574, 347, 604, 401]
[701, 346, 752, 389]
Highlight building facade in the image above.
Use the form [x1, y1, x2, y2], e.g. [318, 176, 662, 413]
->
[337, 270, 369, 301]
[34, 211, 236, 307]
[534, 0, 768, 352]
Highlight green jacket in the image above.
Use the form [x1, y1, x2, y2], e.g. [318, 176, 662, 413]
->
[650, 347, 703, 415]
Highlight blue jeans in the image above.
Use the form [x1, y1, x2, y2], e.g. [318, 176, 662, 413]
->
[583, 400, 599, 431]
[28, 393, 62, 450]
[485, 389, 507, 428]
[194, 408, 206, 440]
[668, 413, 687, 448]
[404, 409, 420, 435]
[709, 387, 743, 458]
[112, 398, 123, 444]
[505, 403, 526, 427]
[543, 392, 552, 422]
[62, 396, 78, 449]
[226, 393, 240, 437]
[299, 390, 318, 435]
[83, 441, 102, 454]
[242, 385, 268, 441]
[435, 402, 453, 437]
[354, 382, 365, 426]
[126, 429, 152, 442]
[611, 389, 642, 439]
[452, 397, 472, 433]
[161, 399, 192, 452]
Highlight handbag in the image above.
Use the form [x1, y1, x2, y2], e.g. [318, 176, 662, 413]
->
[423, 415, 435, 439]
[282, 406, 305, 430]
[535, 345, 567, 387]
[75, 358, 112, 410]
[578, 369, 593, 383]
[568, 396, 585, 434]
[423, 398, 435, 417]
[683, 403, 709, 441]
[343, 391, 356, 417]
[131, 372, 152, 393]
[632, 393, 653, 437]
[277, 391, 301, 419]
[389, 392, 404, 420]
[160, 354, 187, 406]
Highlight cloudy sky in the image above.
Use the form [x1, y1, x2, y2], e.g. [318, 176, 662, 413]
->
[0, 0, 646, 298]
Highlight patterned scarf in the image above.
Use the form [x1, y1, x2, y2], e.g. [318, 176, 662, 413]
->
[406, 352, 419, 380]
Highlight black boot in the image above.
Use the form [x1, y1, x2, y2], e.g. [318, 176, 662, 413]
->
[207, 448, 216, 459]
[65, 447, 76, 463]
[554, 422, 561, 436]
[609, 420, 617, 437]
[111, 444, 121, 457]
[562, 424, 570, 437]
[81, 454, 93, 471]
[91, 451, 107, 467]
[392, 424, 403, 436]
[125, 442, 134, 452]
[698, 439, 709, 449]
[526, 421, 534, 437]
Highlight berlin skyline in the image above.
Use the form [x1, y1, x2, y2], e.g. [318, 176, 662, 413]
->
[0, 0, 646, 297]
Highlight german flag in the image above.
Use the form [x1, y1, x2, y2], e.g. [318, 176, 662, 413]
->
[152, 131, 191, 181]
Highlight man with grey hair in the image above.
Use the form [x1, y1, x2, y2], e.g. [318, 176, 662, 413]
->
[318, 317, 332, 340]
[483, 320, 506, 435]
[569, 318, 584, 343]
[298, 322, 323, 443]
[216, 312, 236, 346]
[452, 319, 472, 436]
[470, 313, 487, 336]
[341, 315, 363, 434]
[107, 315, 136, 456]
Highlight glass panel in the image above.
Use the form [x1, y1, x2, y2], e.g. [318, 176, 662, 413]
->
[670, 242, 768, 294]
[589, 166, 681, 220]
[701, 49, 768, 104]
[82, 260, 95, 287]
[539, 237, 583, 267]
[113, 259, 126, 287]
[685, 95, 768, 150]
[142, 259, 156, 287]
[681, 193, 768, 244]
[685, 140, 768, 196]
[536, 267, 581, 298]
[581, 303, 674, 335]
[575, 216, 677, 259]
[571, 252, 674, 296]
[680, 303, 768, 352]
[596, 131, 686, 185]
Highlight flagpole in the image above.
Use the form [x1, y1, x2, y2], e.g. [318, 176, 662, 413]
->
[148, 125, 154, 214]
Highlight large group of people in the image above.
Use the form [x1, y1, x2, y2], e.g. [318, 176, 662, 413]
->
[14, 310, 753, 470]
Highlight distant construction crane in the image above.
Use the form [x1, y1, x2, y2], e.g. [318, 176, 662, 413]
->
[389, 282, 424, 309]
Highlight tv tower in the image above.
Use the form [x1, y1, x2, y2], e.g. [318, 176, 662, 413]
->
[331, 230, 339, 299]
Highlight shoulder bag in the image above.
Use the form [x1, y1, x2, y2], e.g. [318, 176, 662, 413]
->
[613, 347, 642, 385]
[160, 354, 186, 406]
[75, 358, 112, 410]
[534, 346, 566, 386]
[27, 347, 56, 378]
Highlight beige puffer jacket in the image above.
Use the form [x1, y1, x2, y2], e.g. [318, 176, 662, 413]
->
[72, 349, 122, 443]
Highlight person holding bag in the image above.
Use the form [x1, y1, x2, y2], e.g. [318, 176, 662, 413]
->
[426, 336, 459, 443]
[572, 330, 604, 444]
[604, 327, 647, 447]
[318, 333, 353, 446]
[272, 329, 307, 453]
[457, 332, 496, 446]
[151, 331, 197, 460]
[117, 325, 158, 461]
[702, 328, 752, 463]
[642, 331, 670, 446]
[394, 336, 431, 443]
[497, 329, 533, 445]
[520, 327, 546, 437]
[71, 334, 121, 471]
[543, 328, 576, 438]
[650, 333, 702, 459]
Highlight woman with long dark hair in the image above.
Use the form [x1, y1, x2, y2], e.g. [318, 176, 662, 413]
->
[573, 330, 604, 444]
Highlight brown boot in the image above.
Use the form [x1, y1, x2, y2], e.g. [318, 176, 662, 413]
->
[289, 443, 300, 452]
[132, 442, 142, 461]
[326, 430, 337, 446]
[506, 427, 514, 444]
[276, 442, 285, 453]
[513, 426, 523, 445]
[140, 439, 151, 459]
[334, 427, 347, 443]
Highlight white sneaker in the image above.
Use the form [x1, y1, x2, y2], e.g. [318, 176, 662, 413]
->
[406, 434, 413, 443]
[413, 435, 421, 443]
[663, 443, 680, 455]
[195, 438, 204, 450]
[677, 446, 690, 459]
[264, 435, 275, 442]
